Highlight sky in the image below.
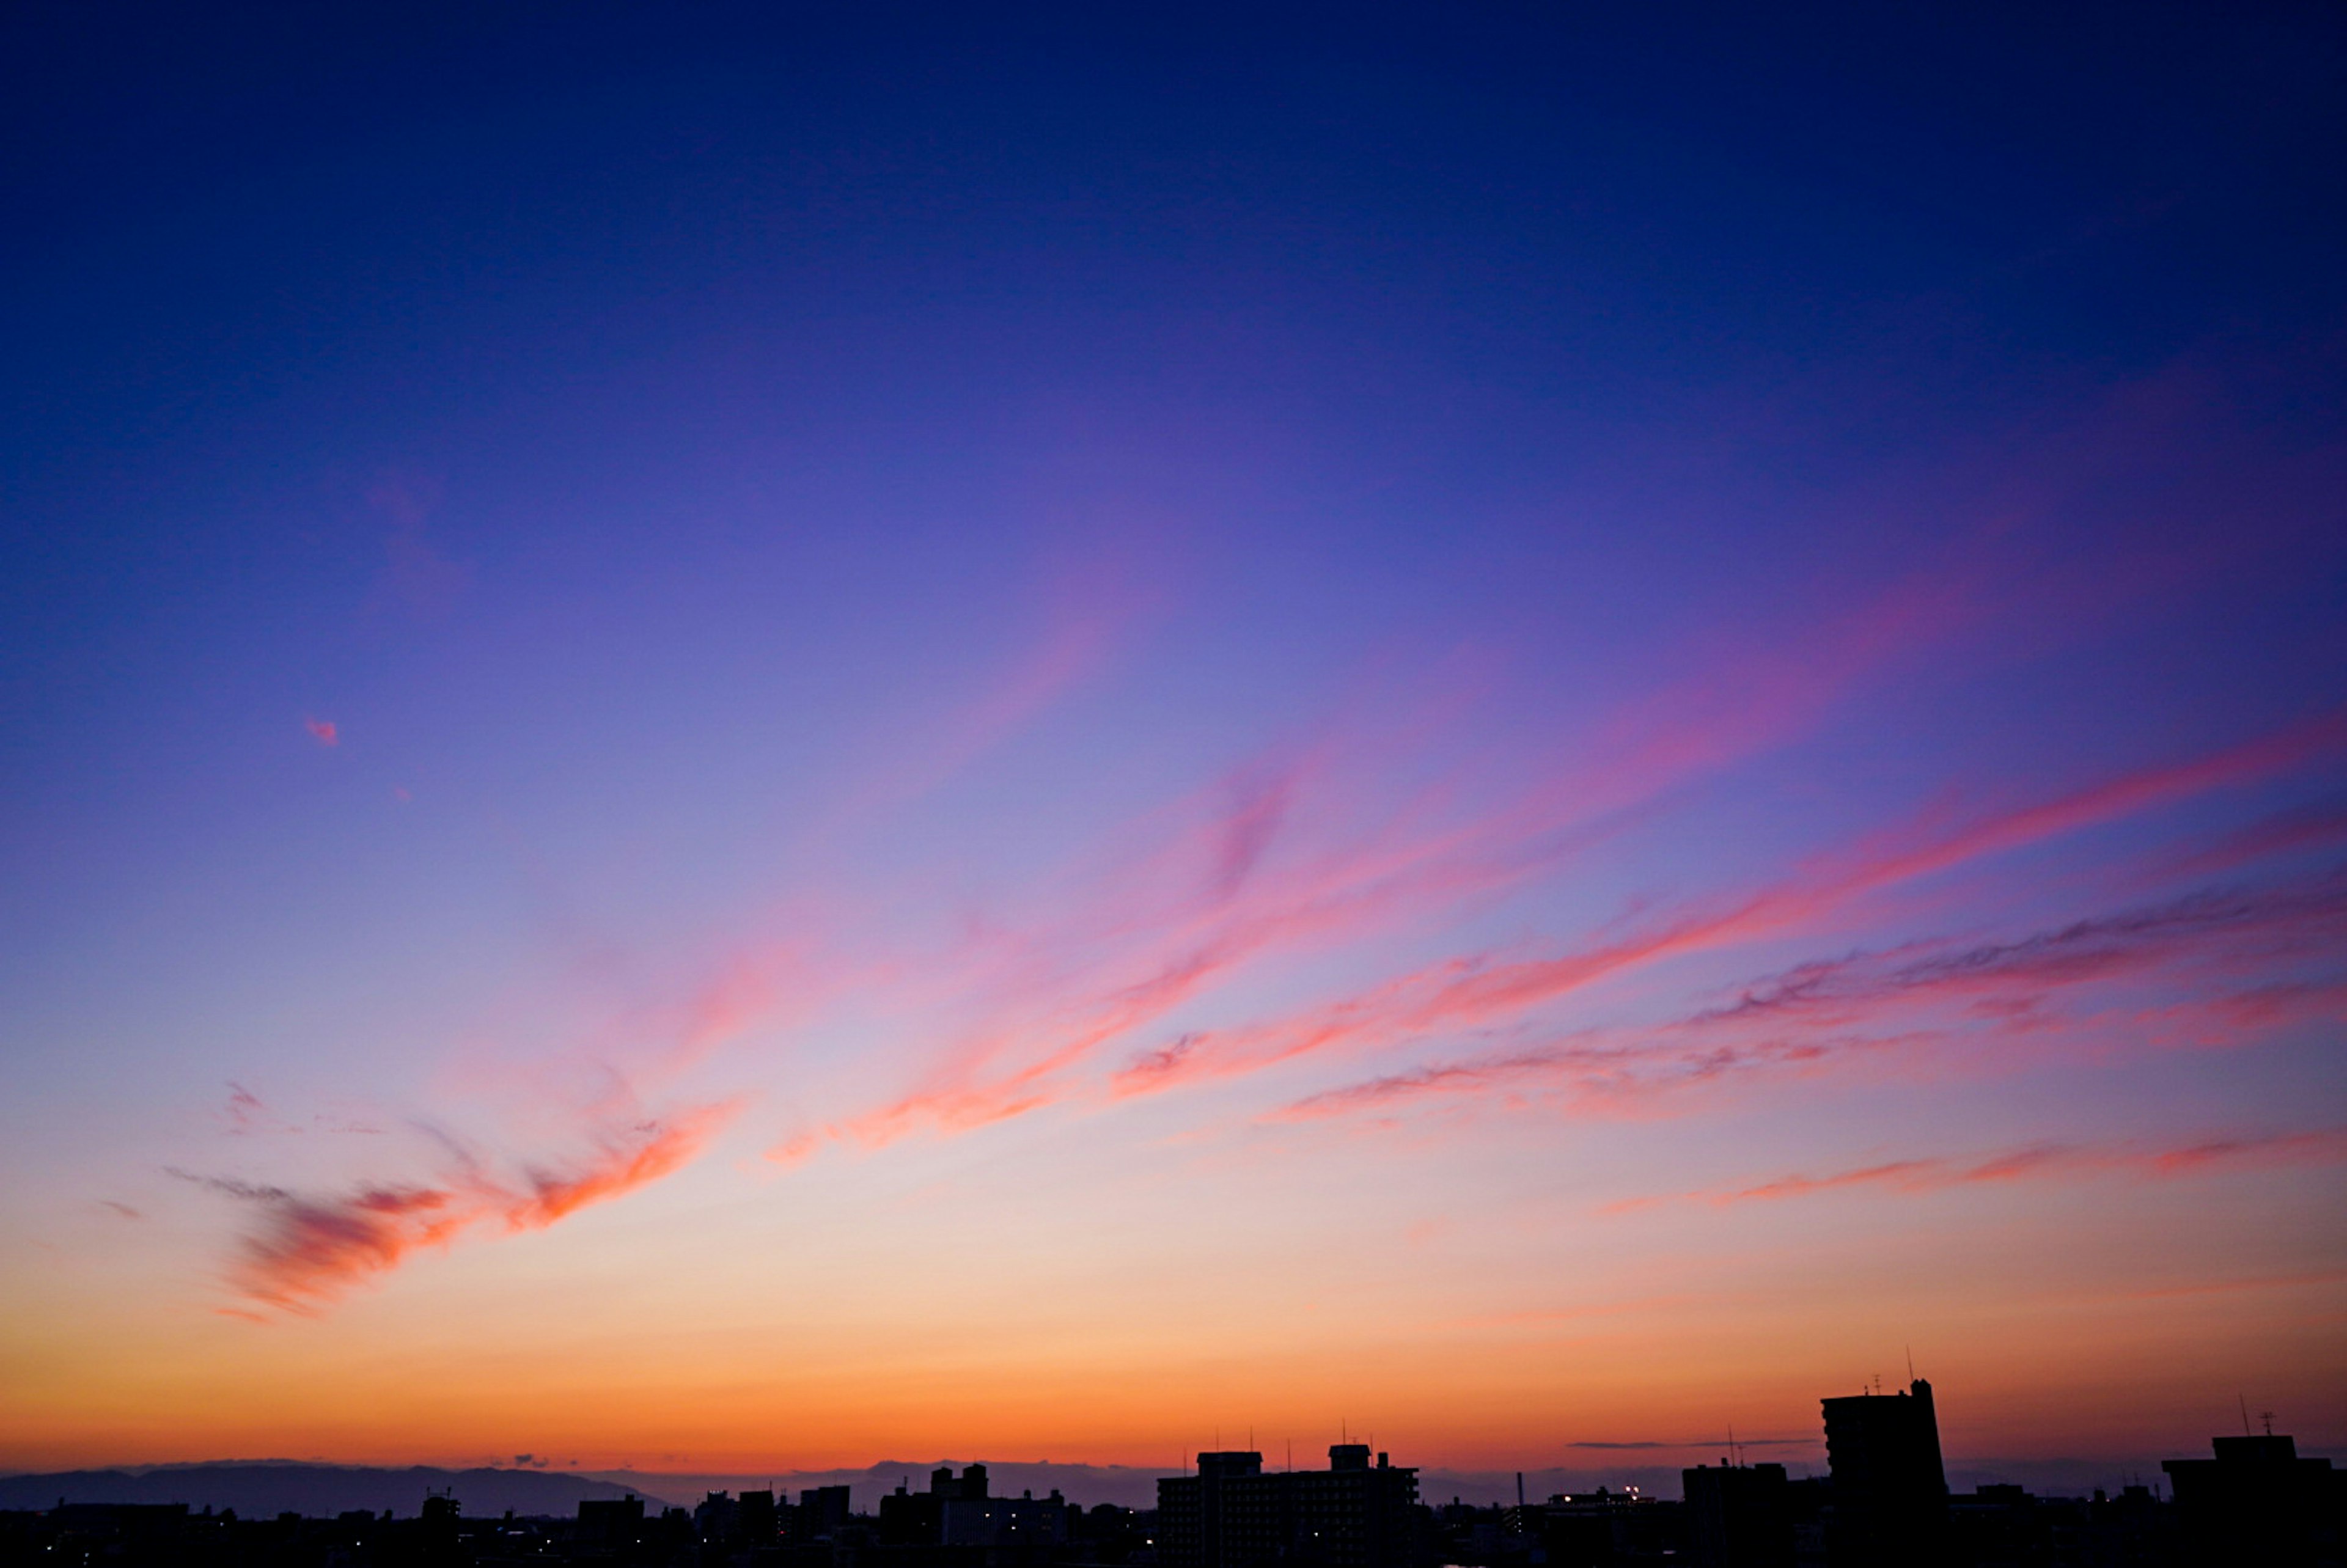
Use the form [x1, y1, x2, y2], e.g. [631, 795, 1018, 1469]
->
[2, 1, 2344, 1493]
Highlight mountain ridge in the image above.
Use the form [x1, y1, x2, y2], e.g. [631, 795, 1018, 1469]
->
[0, 1462, 667, 1516]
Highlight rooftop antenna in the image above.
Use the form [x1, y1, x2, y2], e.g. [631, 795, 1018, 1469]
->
[2239, 1395, 2252, 1437]
[2261, 1411, 2276, 1437]
[1906, 1346, 1915, 1383]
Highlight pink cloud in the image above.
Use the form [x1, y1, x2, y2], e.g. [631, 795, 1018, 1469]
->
[1131, 713, 2347, 1103]
[223, 1082, 269, 1132]
[2112, 1268, 2347, 1302]
[1269, 865, 2347, 1129]
[304, 717, 339, 747]
[1267, 1028, 1911, 1126]
[505, 1104, 738, 1228]
[2153, 797, 2347, 881]
[1814, 708, 2347, 898]
[178, 1101, 738, 1314]
[772, 571, 2000, 1160]
[1700, 877, 2347, 1030]
[1602, 1125, 2347, 1214]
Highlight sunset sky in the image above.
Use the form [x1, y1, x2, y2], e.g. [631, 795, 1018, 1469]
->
[3, 4, 2343, 1489]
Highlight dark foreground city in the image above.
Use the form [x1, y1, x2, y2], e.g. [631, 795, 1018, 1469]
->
[6, 1382, 2341, 1567]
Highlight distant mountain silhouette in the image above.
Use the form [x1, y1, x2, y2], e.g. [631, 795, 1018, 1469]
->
[0, 1462, 672, 1517]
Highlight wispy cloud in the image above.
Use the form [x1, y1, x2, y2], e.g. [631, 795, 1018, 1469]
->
[2109, 1268, 2347, 1302]
[174, 1101, 737, 1314]
[303, 717, 339, 747]
[1699, 877, 2347, 1030]
[773, 575, 1994, 1158]
[1134, 716, 2347, 1104]
[223, 1082, 270, 1132]
[1602, 1125, 2347, 1214]
[1272, 870, 2347, 1126]
[2154, 797, 2347, 881]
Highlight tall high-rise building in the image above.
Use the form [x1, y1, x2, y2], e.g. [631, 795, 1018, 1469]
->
[1820, 1379, 1948, 1567]
[1158, 1445, 1418, 1568]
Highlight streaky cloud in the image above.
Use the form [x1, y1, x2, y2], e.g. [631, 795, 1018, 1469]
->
[784, 574, 2005, 1158]
[1167, 714, 2347, 1104]
[175, 1102, 738, 1314]
[1601, 1125, 2347, 1214]
[1273, 870, 2347, 1126]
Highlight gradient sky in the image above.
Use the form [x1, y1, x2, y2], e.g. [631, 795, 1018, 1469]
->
[4, 2, 2345, 1490]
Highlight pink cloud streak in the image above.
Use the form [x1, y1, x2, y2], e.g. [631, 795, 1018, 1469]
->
[1601, 1124, 2347, 1214]
[176, 1101, 738, 1314]
[1135, 711, 2347, 1102]
[774, 574, 1999, 1157]
[1271, 869, 2347, 1126]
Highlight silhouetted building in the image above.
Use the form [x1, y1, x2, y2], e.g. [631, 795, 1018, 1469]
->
[739, 1488, 778, 1542]
[1071, 1500, 1154, 1565]
[1683, 1463, 1793, 1568]
[880, 1464, 1066, 1547]
[1945, 1483, 2046, 1567]
[2088, 1482, 2177, 1566]
[948, 1489, 1073, 1548]
[696, 1490, 740, 1541]
[1158, 1445, 1418, 1568]
[1530, 1487, 1682, 1568]
[938, 1467, 1069, 1548]
[2163, 1431, 2343, 1566]
[881, 1478, 942, 1545]
[800, 1483, 853, 1538]
[934, 1464, 990, 1501]
[1783, 1476, 1830, 1568]
[1820, 1379, 1947, 1566]
[575, 1495, 643, 1546]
